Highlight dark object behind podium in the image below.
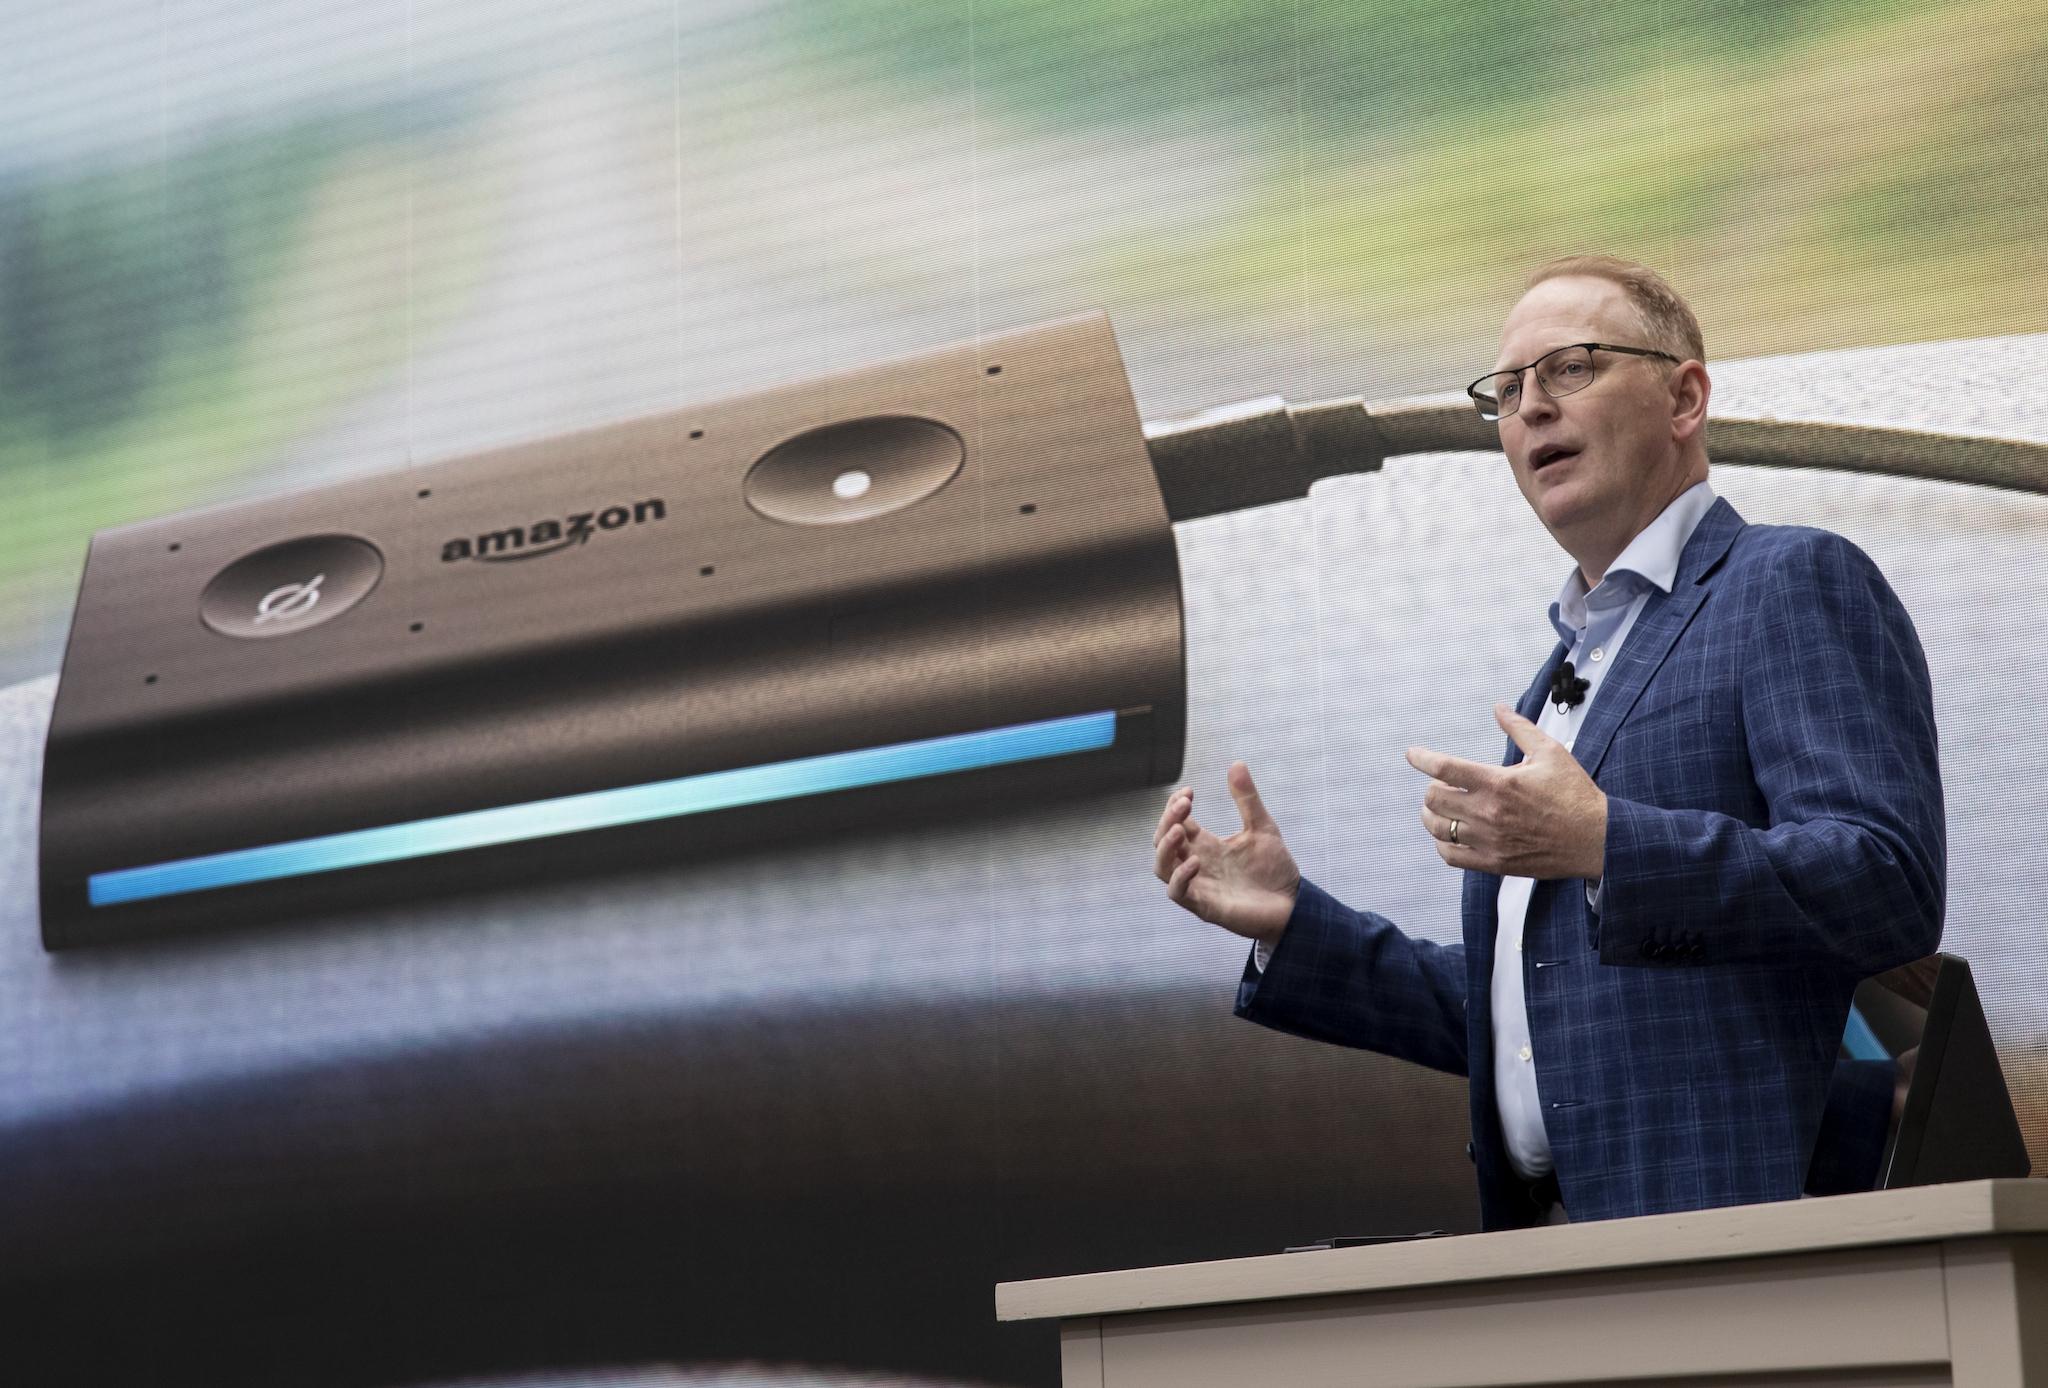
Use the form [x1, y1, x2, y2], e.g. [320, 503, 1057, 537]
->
[1806, 954, 2031, 1197]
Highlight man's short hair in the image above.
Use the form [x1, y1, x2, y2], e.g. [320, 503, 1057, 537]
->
[1526, 254, 1706, 365]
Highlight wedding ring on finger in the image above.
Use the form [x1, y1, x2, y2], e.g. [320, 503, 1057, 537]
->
[1449, 818, 1461, 846]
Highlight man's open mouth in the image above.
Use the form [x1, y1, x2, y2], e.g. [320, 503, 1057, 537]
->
[1531, 445, 1579, 470]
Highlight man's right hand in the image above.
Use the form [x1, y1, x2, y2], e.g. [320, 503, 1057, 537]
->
[1152, 761, 1301, 944]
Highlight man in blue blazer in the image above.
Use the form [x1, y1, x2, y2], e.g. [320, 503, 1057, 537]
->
[1152, 256, 1945, 1230]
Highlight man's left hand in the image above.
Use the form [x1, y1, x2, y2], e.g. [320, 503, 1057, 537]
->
[1406, 703, 1607, 881]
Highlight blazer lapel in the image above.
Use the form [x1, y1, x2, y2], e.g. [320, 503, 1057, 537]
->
[1570, 497, 1745, 781]
[1510, 640, 1572, 768]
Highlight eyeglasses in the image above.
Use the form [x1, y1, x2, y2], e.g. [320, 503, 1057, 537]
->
[1466, 342, 1680, 422]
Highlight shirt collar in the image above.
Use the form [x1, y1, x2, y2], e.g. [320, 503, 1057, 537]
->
[1549, 480, 1718, 642]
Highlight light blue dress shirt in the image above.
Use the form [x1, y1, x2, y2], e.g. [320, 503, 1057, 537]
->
[1494, 479, 1719, 1178]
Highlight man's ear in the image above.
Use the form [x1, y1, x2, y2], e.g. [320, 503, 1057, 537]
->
[1669, 360, 1711, 445]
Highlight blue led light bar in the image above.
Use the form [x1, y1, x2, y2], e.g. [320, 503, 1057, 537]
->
[89, 710, 1120, 907]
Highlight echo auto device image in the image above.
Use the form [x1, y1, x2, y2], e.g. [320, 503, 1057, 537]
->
[36, 312, 2047, 948]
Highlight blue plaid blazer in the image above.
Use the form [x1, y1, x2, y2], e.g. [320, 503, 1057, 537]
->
[1237, 497, 1945, 1229]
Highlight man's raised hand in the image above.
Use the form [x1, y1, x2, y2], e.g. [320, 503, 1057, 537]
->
[1405, 703, 1608, 881]
[1152, 762, 1300, 943]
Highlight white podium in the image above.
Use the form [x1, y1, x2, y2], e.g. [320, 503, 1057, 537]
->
[997, 1179, 2048, 1387]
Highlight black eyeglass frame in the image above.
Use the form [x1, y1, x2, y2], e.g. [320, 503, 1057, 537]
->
[1466, 342, 1681, 422]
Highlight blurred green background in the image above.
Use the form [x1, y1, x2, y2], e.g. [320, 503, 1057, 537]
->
[4, 0, 2045, 683]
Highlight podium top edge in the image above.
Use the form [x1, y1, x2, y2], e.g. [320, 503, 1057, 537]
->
[995, 1177, 2048, 1323]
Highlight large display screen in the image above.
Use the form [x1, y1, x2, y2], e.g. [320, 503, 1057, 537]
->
[2, 2, 2043, 1385]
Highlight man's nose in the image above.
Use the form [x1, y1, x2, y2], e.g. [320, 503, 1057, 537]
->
[1515, 367, 1560, 424]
